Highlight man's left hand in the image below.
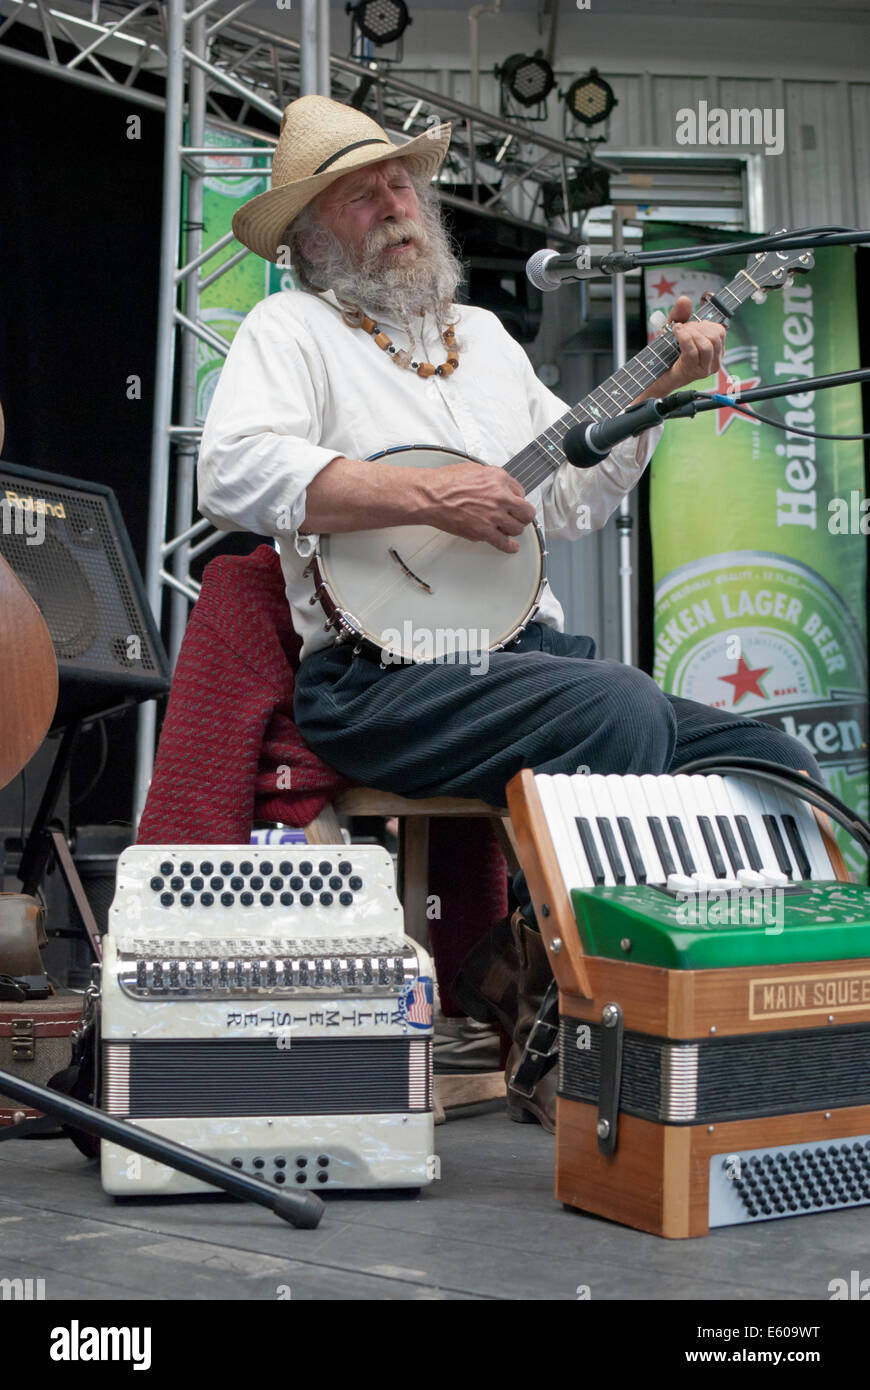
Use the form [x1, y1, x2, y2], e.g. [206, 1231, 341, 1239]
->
[634, 294, 726, 401]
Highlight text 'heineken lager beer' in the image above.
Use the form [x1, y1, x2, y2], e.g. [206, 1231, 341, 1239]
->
[644, 227, 867, 876]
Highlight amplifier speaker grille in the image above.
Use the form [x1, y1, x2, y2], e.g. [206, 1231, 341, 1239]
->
[104, 1038, 432, 1117]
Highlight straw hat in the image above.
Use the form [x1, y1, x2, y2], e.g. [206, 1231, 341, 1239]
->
[232, 95, 452, 263]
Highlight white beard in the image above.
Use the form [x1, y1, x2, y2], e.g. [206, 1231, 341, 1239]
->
[293, 188, 464, 351]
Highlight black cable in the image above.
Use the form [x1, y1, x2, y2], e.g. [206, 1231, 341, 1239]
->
[674, 756, 870, 864]
[630, 224, 869, 269]
[699, 397, 870, 442]
[70, 719, 109, 808]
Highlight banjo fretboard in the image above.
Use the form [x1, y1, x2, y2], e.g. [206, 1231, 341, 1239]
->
[503, 268, 762, 496]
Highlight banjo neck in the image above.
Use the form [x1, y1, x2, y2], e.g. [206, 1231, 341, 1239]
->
[502, 268, 760, 496]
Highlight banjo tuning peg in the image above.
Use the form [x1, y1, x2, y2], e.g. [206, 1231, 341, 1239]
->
[751, 288, 768, 305]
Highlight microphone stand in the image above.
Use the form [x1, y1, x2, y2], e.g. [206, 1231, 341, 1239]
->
[659, 366, 870, 418]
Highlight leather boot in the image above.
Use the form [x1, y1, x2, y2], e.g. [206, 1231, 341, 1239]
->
[505, 911, 557, 1133]
[451, 912, 520, 1036]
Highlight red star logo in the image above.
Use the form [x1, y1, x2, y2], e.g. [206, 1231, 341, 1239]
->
[650, 274, 676, 299]
[714, 364, 762, 434]
[718, 655, 771, 706]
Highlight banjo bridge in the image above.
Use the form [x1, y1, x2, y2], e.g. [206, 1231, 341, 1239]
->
[388, 546, 434, 594]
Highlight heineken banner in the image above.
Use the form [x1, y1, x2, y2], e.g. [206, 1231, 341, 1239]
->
[643, 223, 867, 876]
[188, 123, 294, 422]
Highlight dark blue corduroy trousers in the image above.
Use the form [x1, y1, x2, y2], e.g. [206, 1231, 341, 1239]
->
[294, 623, 822, 922]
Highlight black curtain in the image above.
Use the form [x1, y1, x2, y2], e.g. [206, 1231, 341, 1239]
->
[0, 57, 164, 828]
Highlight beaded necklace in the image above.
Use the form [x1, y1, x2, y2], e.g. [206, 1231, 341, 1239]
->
[344, 308, 460, 378]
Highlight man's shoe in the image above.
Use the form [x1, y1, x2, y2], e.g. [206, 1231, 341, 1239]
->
[505, 912, 557, 1134]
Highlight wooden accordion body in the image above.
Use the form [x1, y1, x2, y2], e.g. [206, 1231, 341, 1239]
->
[507, 768, 870, 1238]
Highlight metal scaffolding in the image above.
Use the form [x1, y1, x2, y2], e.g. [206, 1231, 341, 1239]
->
[0, 0, 758, 822]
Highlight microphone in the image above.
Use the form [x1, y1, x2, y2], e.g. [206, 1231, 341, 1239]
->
[562, 398, 668, 468]
[526, 245, 636, 291]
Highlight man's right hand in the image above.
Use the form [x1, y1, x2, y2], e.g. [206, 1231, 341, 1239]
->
[301, 453, 536, 551]
[420, 459, 537, 554]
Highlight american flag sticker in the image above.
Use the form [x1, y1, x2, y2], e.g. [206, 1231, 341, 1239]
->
[400, 976, 434, 1030]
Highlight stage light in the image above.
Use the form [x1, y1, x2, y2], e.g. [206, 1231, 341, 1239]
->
[348, 0, 411, 47]
[497, 51, 556, 111]
[564, 68, 617, 127]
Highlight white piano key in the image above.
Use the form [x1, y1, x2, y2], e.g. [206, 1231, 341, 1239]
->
[719, 776, 782, 878]
[671, 774, 727, 881]
[610, 775, 662, 884]
[535, 774, 593, 892]
[587, 775, 632, 884]
[570, 774, 616, 886]
[667, 873, 696, 894]
[638, 775, 681, 882]
[764, 781, 830, 881]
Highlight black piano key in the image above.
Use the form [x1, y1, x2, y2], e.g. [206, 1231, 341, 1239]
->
[715, 815, 744, 872]
[735, 815, 763, 871]
[667, 816, 696, 875]
[647, 816, 677, 878]
[575, 818, 606, 885]
[617, 816, 646, 883]
[782, 813, 812, 880]
[763, 814, 794, 878]
[697, 816, 728, 878]
[596, 817, 626, 884]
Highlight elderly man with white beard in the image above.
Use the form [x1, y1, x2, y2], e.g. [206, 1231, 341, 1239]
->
[198, 96, 820, 1131]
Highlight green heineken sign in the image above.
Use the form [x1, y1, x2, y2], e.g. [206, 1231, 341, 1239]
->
[184, 123, 295, 422]
[644, 225, 867, 876]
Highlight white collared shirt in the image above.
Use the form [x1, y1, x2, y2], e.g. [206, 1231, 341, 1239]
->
[197, 288, 662, 660]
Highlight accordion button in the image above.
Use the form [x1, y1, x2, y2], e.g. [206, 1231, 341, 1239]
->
[240, 892, 254, 906]
[339, 892, 353, 906]
[329, 876, 343, 890]
[230, 876, 244, 890]
[221, 892, 234, 907]
[250, 875, 264, 890]
[339, 861, 352, 876]
[160, 861, 173, 876]
[170, 876, 184, 891]
[318, 861, 333, 875]
[180, 861, 194, 875]
[150, 877, 164, 891]
[220, 861, 234, 875]
[349, 876, 363, 891]
[260, 892, 274, 906]
[299, 861, 313, 876]
[290, 876, 303, 890]
[201, 892, 214, 907]
[180, 892, 195, 907]
[279, 861, 293, 875]
[309, 875, 323, 890]
[280, 892, 294, 907]
[261, 861, 273, 875]
[320, 892, 333, 906]
[160, 892, 174, 907]
[300, 892, 314, 907]
[200, 861, 214, 875]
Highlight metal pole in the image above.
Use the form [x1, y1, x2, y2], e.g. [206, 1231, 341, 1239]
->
[300, 0, 317, 96]
[316, 0, 330, 97]
[610, 208, 634, 668]
[170, 10, 206, 667]
[134, 0, 185, 828]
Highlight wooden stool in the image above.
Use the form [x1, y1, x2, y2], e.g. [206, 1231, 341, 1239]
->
[304, 788, 519, 1120]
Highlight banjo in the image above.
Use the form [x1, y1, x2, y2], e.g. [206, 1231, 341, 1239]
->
[307, 242, 813, 665]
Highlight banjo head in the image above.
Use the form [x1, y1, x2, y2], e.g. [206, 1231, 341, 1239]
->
[316, 446, 546, 663]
